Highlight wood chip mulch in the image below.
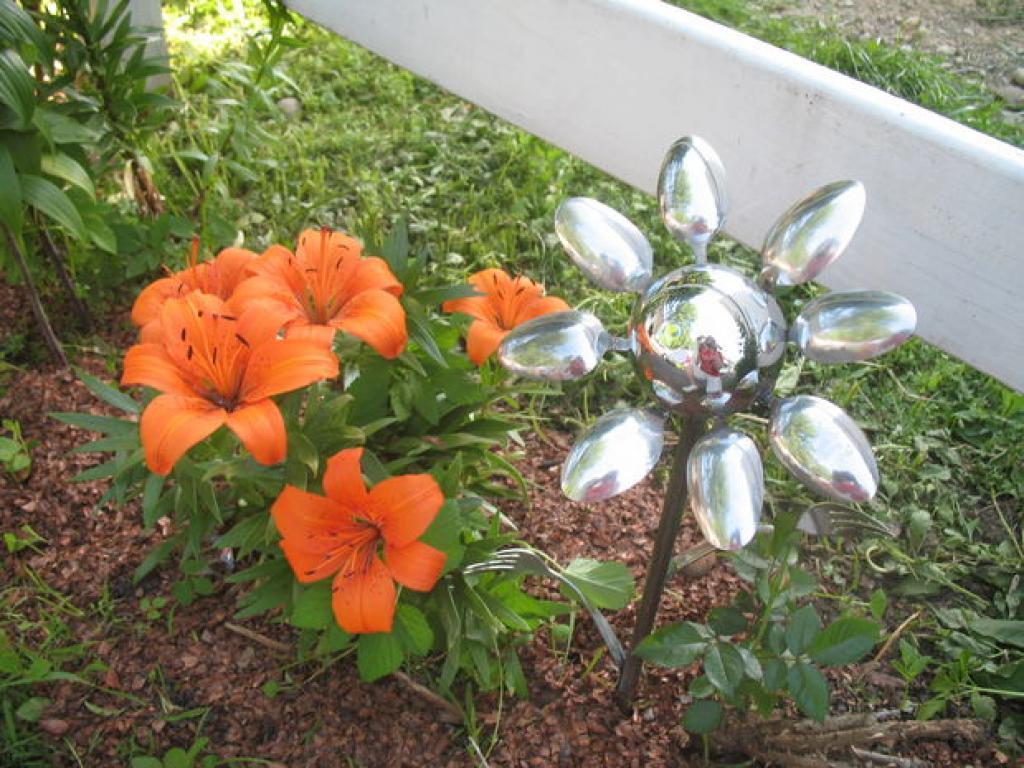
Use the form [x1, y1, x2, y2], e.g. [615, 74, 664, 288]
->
[0, 313, 999, 767]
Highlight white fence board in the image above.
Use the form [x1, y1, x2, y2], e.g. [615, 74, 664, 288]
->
[288, 0, 1024, 391]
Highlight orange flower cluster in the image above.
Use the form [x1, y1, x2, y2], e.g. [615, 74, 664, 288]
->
[122, 229, 409, 475]
[442, 268, 569, 365]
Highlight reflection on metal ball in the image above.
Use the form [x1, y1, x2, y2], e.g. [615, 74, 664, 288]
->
[628, 265, 785, 415]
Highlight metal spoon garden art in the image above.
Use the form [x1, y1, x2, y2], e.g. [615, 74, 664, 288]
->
[496, 135, 916, 705]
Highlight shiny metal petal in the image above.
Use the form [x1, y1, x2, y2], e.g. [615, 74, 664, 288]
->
[561, 408, 665, 502]
[797, 503, 899, 538]
[554, 197, 653, 292]
[498, 310, 610, 381]
[658, 136, 728, 263]
[687, 428, 763, 551]
[761, 181, 866, 287]
[769, 395, 878, 503]
[791, 290, 917, 363]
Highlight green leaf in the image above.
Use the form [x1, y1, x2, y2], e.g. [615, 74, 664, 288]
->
[130, 758, 163, 768]
[708, 606, 748, 636]
[162, 746, 190, 768]
[808, 616, 880, 666]
[682, 699, 723, 735]
[141, 472, 164, 527]
[50, 411, 136, 435]
[0, 49, 35, 128]
[704, 642, 746, 698]
[379, 216, 410, 279]
[561, 558, 634, 610]
[414, 283, 481, 306]
[970, 692, 997, 722]
[32, 108, 100, 145]
[394, 604, 433, 656]
[15, 696, 49, 723]
[787, 661, 829, 721]
[357, 631, 403, 682]
[786, 604, 822, 656]
[763, 658, 787, 692]
[869, 589, 887, 621]
[971, 619, 1024, 649]
[40, 154, 95, 199]
[291, 582, 332, 630]
[0, 142, 22, 231]
[916, 696, 947, 720]
[635, 622, 707, 668]
[77, 369, 140, 414]
[20, 174, 87, 241]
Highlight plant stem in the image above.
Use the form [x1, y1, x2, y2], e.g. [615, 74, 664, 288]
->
[615, 413, 703, 710]
[2, 224, 68, 367]
[37, 224, 92, 331]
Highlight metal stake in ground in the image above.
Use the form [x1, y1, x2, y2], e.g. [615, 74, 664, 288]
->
[614, 415, 702, 709]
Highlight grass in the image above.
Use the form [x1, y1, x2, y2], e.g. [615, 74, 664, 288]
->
[3, 0, 1022, 761]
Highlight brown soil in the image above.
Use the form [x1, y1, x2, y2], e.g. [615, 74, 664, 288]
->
[0, 310, 1001, 767]
[776, 0, 1024, 88]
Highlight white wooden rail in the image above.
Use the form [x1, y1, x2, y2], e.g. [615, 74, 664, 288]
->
[144, 0, 1024, 390]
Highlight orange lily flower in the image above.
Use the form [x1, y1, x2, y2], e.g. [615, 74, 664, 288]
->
[271, 447, 446, 634]
[230, 228, 408, 358]
[122, 292, 339, 475]
[442, 268, 569, 365]
[131, 241, 257, 328]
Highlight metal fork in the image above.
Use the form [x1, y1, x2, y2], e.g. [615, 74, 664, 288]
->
[463, 548, 626, 666]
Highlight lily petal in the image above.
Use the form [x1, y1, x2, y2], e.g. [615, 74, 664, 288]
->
[465, 319, 507, 365]
[334, 289, 408, 360]
[284, 323, 336, 349]
[516, 295, 571, 325]
[225, 399, 287, 466]
[368, 473, 444, 547]
[122, 343, 194, 396]
[440, 294, 492, 323]
[331, 555, 396, 635]
[384, 540, 446, 592]
[349, 256, 403, 298]
[280, 538, 349, 584]
[240, 338, 338, 402]
[271, 485, 351, 541]
[131, 276, 183, 327]
[140, 394, 226, 475]
[322, 447, 370, 506]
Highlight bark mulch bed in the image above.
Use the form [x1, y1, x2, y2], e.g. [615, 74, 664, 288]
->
[0, 317, 1002, 767]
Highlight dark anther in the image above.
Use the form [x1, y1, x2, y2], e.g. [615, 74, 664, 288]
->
[180, 328, 186, 341]
[187, 346, 194, 360]
[212, 348, 218, 364]
[235, 333, 250, 347]
[197, 310, 204, 317]
[220, 314, 237, 321]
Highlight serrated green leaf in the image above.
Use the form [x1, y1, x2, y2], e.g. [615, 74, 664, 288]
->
[786, 604, 822, 656]
[40, 153, 94, 199]
[763, 658, 787, 692]
[682, 699, 723, 734]
[635, 622, 707, 668]
[561, 558, 634, 610]
[704, 642, 746, 698]
[808, 616, 879, 666]
[787, 661, 828, 721]
[357, 631, 403, 682]
[15, 696, 49, 723]
[708, 606, 748, 636]
[20, 174, 87, 240]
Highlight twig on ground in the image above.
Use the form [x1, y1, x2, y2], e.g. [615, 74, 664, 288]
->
[393, 670, 464, 724]
[223, 621, 291, 653]
[873, 610, 922, 662]
[850, 745, 929, 767]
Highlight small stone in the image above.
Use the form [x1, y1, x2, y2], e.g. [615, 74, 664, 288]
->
[1012, 68, 1024, 88]
[236, 645, 255, 670]
[277, 97, 302, 117]
[38, 718, 70, 736]
[935, 43, 956, 57]
[993, 85, 1024, 110]
[901, 15, 921, 31]
[181, 654, 200, 669]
